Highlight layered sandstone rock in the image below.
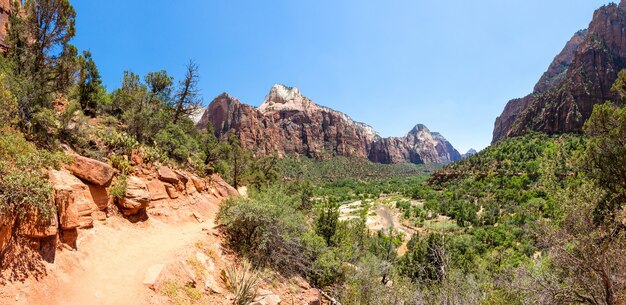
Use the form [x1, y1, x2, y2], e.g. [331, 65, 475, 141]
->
[49, 169, 98, 229]
[68, 154, 115, 186]
[158, 166, 179, 184]
[117, 176, 150, 216]
[146, 179, 169, 201]
[197, 84, 460, 164]
[18, 210, 58, 238]
[493, 1, 626, 143]
[211, 175, 239, 197]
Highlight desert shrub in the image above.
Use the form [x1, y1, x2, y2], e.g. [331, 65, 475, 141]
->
[0, 74, 18, 127]
[141, 145, 165, 164]
[109, 174, 128, 199]
[30, 108, 60, 146]
[99, 129, 139, 155]
[218, 185, 310, 273]
[0, 129, 64, 221]
[109, 154, 134, 174]
[220, 261, 260, 305]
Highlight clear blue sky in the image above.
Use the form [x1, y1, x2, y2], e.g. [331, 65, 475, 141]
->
[71, 0, 608, 152]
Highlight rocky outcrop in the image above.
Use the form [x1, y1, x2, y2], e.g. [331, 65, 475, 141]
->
[198, 84, 461, 164]
[49, 169, 99, 229]
[198, 86, 378, 160]
[368, 124, 461, 164]
[117, 176, 151, 216]
[68, 154, 115, 186]
[210, 175, 239, 197]
[493, 2, 626, 143]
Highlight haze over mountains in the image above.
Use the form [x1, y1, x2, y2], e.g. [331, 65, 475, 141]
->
[196, 84, 462, 164]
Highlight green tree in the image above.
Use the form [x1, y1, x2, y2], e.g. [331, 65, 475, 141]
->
[5, 0, 77, 127]
[226, 135, 253, 189]
[581, 102, 626, 223]
[172, 60, 201, 124]
[316, 199, 339, 246]
[76, 50, 104, 116]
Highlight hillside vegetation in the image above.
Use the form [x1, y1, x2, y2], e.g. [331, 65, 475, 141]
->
[220, 99, 626, 304]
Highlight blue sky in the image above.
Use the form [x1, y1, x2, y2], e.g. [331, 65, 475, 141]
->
[71, 0, 608, 152]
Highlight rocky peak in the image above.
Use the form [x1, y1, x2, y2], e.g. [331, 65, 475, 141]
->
[408, 124, 429, 134]
[462, 149, 477, 159]
[493, 1, 626, 143]
[196, 92, 244, 132]
[258, 84, 317, 113]
[533, 29, 587, 94]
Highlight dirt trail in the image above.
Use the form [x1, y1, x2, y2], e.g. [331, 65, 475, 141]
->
[24, 205, 217, 305]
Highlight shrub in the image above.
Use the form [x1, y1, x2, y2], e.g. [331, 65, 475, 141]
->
[218, 185, 310, 273]
[0, 129, 61, 221]
[109, 154, 134, 174]
[99, 129, 139, 155]
[154, 123, 199, 162]
[109, 174, 128, 199]
[220, 261, 260, 305]
[141, 145, 165, 164]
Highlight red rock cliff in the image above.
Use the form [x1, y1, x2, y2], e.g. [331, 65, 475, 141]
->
[493, 1, 626, 143]
[197, 85, 461, 164]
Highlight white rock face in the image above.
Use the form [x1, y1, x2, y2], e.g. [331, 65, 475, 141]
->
[258, 84, 379, 141]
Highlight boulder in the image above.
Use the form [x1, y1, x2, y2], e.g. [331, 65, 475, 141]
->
[253, 289, 282, 305]
[174, 171, 188, 192]
[49, 170, 96, 229]
[146, 180, 169, 201]
[191, 176, 205, 192]
[185, 179, 197, 195]
[157, 166, 179, 184]
[195, 251, 215, 272]
[118, 176, 150, 216]
[211, 175, 239, 197]
[54, 188, 79, 229]
[164, 183, 180, 199]
[68, 154, 115, 186]
[204, 276, 221, 294]
[87, 184, 109, 211]
[175, 170, 189, 185]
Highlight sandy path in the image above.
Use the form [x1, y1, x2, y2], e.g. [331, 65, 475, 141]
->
[29, 213, 213, 305]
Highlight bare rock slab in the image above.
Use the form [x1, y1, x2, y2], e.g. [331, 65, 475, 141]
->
[143, 264, 165, 289]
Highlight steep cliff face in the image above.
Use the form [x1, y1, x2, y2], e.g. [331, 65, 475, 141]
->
[493, 29, 587, 143]
[197, 85, 379, 159]
[197, 84, 461, 164]
[493, 1, 626, 143]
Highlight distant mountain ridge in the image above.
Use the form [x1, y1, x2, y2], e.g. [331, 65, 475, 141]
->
[196, 84, 462, 164]
[461, 149, 477, 159]
[493, 1, 626, 143]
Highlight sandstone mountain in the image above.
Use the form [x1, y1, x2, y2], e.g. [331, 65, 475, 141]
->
[197, 84, 462, 164]
[493, 1, 626, 143]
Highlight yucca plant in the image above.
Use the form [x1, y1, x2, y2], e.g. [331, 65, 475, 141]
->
[220, 261, 260, 305]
